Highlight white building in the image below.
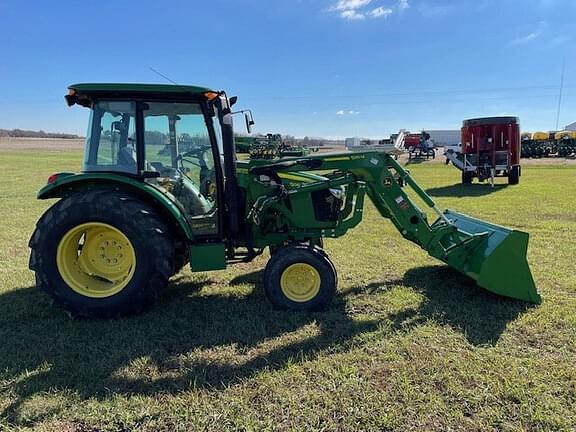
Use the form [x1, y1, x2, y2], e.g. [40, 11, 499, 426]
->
[427, 130, 460, 147]
[345, 137, 361, 148]
[565, 122, 576, 131]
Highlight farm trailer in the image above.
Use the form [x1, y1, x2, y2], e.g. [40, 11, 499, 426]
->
[445, 117, 522, 185]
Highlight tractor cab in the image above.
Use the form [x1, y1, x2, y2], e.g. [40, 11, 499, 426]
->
[65, 83, 238, 237]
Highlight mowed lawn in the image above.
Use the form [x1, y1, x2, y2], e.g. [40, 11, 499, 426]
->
[0, 149, 575, 431]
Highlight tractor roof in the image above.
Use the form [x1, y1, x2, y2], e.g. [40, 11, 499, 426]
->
[66, 83, 218, 107]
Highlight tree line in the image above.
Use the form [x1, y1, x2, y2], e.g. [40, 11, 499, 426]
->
[0, 129, 82, 139]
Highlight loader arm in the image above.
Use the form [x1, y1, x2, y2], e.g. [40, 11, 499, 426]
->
[250, 151, 540, 304]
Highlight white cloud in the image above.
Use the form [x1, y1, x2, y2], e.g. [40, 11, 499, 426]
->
[341, 9, 366, 19]
[336, 110, 360, 115]
[330, 0, 404, 21]
[369, 6, 393, 18]
[510, 32, 540, 45]
[331, 0, 372, 11]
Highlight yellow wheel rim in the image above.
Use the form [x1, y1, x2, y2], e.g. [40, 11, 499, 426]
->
[280, 263, 321, 303]
[56, 222, 136, 298]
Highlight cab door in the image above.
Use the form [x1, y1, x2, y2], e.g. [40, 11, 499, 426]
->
[142, 101, 222, 238]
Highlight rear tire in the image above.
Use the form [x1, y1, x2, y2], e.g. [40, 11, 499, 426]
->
[29, 190, 175, 318]
[173, 244, 190, 274]
[462, 171, 473, 184]
[508, 165, 520, 185]
[264, 246, 336, 311]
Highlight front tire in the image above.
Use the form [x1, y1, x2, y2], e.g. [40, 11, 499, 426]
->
[29, 190, 175, 318]
[264, 246, 336, 311]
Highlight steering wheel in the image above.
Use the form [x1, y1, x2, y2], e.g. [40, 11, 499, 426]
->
[182, 145, 211, 159]
[179, 156, 201, 169]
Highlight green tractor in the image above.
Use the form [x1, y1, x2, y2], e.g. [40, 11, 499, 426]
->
[29, 83, 541, 319]
[236, 133, 315, 160]
[234, 135, 256, 154]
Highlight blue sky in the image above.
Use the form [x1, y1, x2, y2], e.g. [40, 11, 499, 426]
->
[0, 0, 574, 139]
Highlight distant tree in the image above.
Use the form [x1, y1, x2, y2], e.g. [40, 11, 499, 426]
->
[143, 130, 166, 145]
[0, 128, 82, 139]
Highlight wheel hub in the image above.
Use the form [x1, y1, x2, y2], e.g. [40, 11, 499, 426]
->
[280, 263, 321, 302]
[57, 222, 136, 298]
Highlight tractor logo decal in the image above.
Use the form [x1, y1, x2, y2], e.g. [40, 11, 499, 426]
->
[395, 195, 409, 210]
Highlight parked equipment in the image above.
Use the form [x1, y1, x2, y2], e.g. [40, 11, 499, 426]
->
[404, 132, 436, 160]
[445, 117, 521, 186]
[521, 131, 576, 158]
[28, 84, 540, 319]
[236, 134, 316, 159]
[555, 131, 576, 157]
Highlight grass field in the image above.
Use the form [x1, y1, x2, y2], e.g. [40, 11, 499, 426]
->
[0, 147, 575, 431]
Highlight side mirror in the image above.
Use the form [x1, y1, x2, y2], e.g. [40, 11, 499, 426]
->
[245, 112, 255, 134]
[229, 96, 238, 107]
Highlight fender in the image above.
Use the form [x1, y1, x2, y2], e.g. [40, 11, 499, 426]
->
[38, 172, 194, 240]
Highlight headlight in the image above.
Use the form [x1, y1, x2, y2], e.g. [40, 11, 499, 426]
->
[328, 188, 344, 201]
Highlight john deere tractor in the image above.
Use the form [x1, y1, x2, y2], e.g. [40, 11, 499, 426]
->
[29, 84, 540, 318]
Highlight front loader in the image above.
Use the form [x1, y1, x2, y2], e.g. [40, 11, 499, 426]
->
[29, 83, 540, 319]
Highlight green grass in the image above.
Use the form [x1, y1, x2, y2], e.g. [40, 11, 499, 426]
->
[0, 149, 575, 431]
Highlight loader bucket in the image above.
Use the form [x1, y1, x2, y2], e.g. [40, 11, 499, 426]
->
[440, 210, 541, 304]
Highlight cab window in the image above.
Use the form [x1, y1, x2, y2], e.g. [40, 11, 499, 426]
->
[83, 101, 137, 174]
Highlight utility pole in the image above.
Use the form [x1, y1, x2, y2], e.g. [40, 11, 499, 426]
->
[555, 58, 566, 131]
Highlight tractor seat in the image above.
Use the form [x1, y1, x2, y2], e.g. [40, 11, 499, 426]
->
[173, 176, 213, 217]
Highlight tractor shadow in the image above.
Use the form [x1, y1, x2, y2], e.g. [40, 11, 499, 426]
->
[0, 275, 378, 424]
[426, 183, 509, 197]
[345, 265, 534, 346]
[0, 265, 533, 424]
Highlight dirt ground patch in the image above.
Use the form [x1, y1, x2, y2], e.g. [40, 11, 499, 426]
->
[400, 147, 576, 166]
[321, 144, 576, 165]
[0, 137, 83, 151]
[1, 139, 574, 165]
